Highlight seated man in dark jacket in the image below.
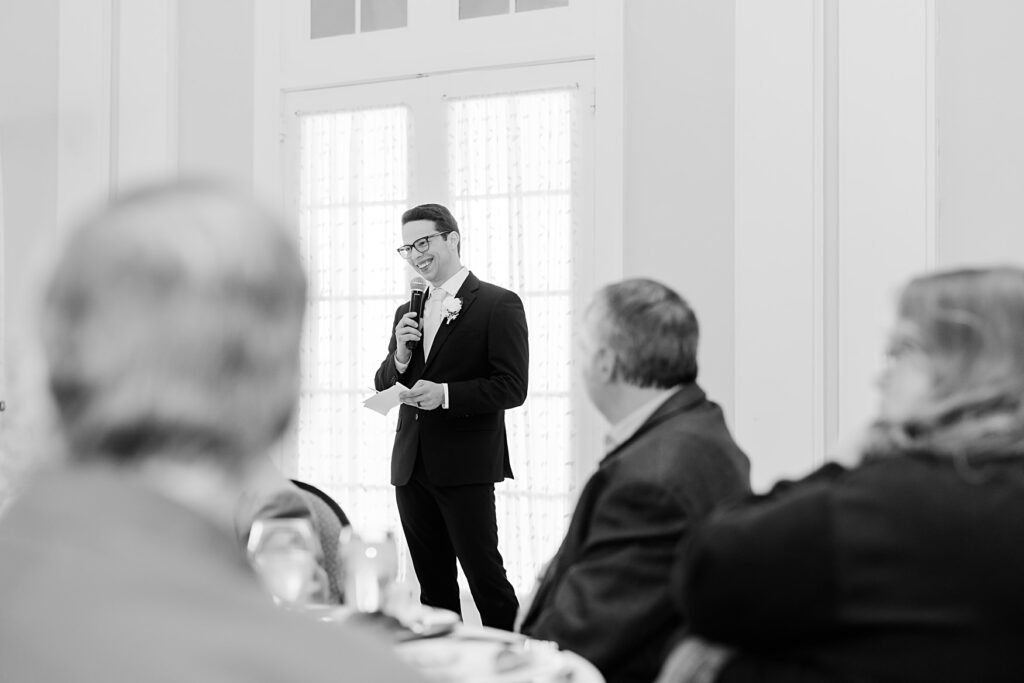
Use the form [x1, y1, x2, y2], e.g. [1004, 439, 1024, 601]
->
[519, 278, 751, 683]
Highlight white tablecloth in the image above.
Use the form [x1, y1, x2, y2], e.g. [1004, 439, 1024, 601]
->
[396, 625, 604, 683]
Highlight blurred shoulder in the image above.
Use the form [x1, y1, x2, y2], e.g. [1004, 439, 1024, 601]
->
[841, 450, 1024, 501]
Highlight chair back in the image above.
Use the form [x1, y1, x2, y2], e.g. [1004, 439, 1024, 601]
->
[289, 479, 350, 603]
[290, 479, 350, 527]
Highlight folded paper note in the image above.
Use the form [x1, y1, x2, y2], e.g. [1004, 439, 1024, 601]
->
[362, 383, 409, 416]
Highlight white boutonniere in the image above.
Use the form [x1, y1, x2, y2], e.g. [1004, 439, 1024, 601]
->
[441, 296, 462, 325]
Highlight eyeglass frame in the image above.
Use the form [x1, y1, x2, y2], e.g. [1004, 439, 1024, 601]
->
[396, 230, 454, 258]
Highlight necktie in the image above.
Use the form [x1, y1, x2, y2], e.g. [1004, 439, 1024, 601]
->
[422, 287, 445, 357]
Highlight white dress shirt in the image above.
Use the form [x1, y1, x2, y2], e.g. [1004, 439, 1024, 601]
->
[603, 386, 680, 455]
[395, 267, 470, 409]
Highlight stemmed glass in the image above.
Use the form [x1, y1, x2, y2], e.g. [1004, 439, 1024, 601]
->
[339, 529, 399, 613]
[247, 517, 329, 606]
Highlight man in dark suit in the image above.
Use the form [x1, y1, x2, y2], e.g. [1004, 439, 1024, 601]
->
[374, 204, 528, 630]
[519, 278, 750, 683]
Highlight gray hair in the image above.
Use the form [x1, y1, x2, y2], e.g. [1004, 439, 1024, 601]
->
[592, 278, 699, 389]
[40, 181, 306, 469]
[865, 266, 1024, 461]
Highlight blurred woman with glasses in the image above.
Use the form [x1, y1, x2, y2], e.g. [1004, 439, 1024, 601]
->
[657, 266, 1024, 683]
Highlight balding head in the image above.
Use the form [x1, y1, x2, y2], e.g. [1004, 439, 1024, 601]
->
[41, 181, 307, 470]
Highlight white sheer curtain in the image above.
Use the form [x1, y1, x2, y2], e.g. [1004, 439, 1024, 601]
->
[449, 88, 578, 593]
[290, 105, 414, 575]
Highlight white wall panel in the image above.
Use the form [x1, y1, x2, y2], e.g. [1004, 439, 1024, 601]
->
[254, 0, 284, 206]
[835, 0, 934, 444]
[177, 0, 253, 186]
[115, 0, 178, 191]
[0, 0, 60, 399]
[936, 0, 1024, 268]
[734, 0, 818, 490]
[624, 1, 736, 424]
[57, 0, 113, 231]
[734, 0, 935, 489]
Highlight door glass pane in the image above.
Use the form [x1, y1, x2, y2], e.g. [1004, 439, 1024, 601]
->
[459, 0, 509, 20]
[516, 0, 568, 11]
[448, 88, 577, 594]
[361, 0, 407, 32]
[296, 105, 411, 571]
[311, 0, 355, 38]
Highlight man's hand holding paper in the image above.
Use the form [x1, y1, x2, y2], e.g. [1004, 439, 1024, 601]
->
[363, 383, 409, 416]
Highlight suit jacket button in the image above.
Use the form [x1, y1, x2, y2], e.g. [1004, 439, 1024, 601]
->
[414, 413, 418, 421]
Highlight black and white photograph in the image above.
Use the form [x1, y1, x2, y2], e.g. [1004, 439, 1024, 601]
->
[1, 2, 1023, 681]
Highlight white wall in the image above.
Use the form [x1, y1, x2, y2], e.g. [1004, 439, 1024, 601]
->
[178, 0, 253, 186]
[733, 0, 819, 487]
[833, 0, 935, 461]
[733, 0, 936, 489]
[623, 0, 737, 425]
[0, 0, 60, 334]
[115, 0, 179, 190]
[0, 0, 60, 446]
[936, 0, 1024, 267]
[730, 0, 1024, 490]
[0, 0, 60, 504]
[0, 0, 221, 503]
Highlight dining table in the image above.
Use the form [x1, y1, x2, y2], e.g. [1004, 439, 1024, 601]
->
[397, 622, 605, 683]
[311, 605, 605, 683]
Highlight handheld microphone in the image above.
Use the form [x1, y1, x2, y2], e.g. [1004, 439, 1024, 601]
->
[407, 277, 428, 350]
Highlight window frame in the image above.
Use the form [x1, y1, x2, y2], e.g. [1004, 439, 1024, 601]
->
[277, 0, 595, 90]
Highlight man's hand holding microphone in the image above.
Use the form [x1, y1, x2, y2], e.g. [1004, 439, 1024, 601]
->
[394, 276, 443, 409]
[393, 311, 422, 365]
[394, 277, 427, 365]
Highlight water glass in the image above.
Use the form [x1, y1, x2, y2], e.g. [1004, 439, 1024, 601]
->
[340, 530, 398, 613]
[248, 517, 328, 606]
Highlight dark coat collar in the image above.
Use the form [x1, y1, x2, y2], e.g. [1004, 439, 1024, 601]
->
[601, 382, 707, 463]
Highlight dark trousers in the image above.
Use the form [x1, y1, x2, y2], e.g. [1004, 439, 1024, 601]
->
[395, 455, 519, 630]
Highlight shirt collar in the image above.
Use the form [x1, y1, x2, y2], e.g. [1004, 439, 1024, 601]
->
[433, 267, 469, 299]
[604, 386, 680, 455]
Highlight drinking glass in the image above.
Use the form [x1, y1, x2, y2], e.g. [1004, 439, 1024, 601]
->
[247, 517, 329, 606]
[339, 530, 398, 613]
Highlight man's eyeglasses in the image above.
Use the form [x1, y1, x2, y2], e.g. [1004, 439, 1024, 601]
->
[396, 231, 453, 258]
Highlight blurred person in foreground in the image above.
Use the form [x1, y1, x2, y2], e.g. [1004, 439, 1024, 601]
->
[519, 278, 751, 683]
[657, 266, 1024, 683]
[0, 182, 426, 683]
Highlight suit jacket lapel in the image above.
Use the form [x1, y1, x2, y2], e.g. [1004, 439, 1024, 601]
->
[423, 272, 480, 372]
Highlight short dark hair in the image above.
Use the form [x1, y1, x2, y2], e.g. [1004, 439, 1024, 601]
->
[593, 279, 699, 388]
[402, 203, 460, 254]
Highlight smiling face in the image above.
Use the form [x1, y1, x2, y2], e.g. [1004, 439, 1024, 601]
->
[401, 219, 461, 286]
